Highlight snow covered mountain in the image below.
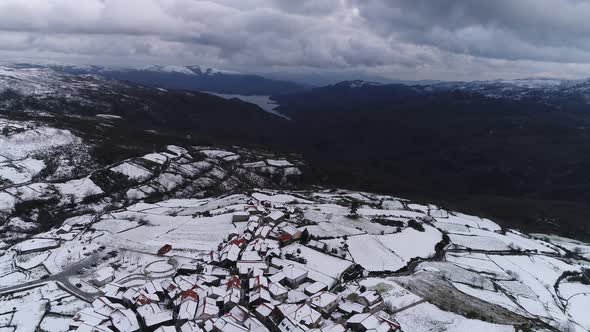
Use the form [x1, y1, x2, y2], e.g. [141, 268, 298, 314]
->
[429, 78, 590, 108]
[10, 63, 308, 96]
[0, 65, 290, 148]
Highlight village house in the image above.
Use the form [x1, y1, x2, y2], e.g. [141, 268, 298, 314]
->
[254, 302, 275, 324]
[220, 243, 241, 267]
[195, 297, 220, 320]
[248, 215, 262, 223]
[136, 303, 173, 330]
[232, 211, 251, 222]
[309, 291, 340, 316]
[264, 210, 286, 223]
[249, 274, 269, 289]
[269, 282, 289, 301]
[70, 308, 111, 330]
[154, 326, 177, 332]
[278, 232, 294, 246]
[346, 313, 400, 332]
[281, 265, 308, 288]
[255, 225, 273, 239]
[307, 239, 328, 252]
[177, 263, 200, 275]
[160, 280, 182, 300]
[101, 283, 126, 302]
[110, 308, 140, 332]
[144, 280, 164, 296]
[249, 287, 272, 306]
[242, 250, 263, 261]
[203, 265, 230, 278]
[236, 260, 269, 276]
[179, 321, 201, 332]
[338, 300, 367, 317]
[304, 281, 328, 296]
[73, 322, 112, 331]
[355, 291, 385, 313]
[224, 275, 242, 290]
[91, 297, 125, 317]
[223, 287, 242, 310]
[199, 274, 221, 286]
[221, 305, 270, 331]
[280, 225, 302, 240]
[91, 267, 116, 287]
[213, 317, 249, 331]
[178, 298, 199, 321]
[279, 303, 322, 328]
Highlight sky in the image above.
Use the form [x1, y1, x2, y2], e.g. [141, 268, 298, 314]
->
[1, 0, 590, 81]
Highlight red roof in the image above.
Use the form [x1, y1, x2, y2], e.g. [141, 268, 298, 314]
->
[136, 294, 151, 305]
[181, 289, 199, 301]
[279, 233, 292, 242]
[231, 238, 248, 247]
[227, 276, 241, 290]
[158, 244, 172, 256]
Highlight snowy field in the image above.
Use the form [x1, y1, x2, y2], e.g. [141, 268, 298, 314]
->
[0, 137, 589, 331]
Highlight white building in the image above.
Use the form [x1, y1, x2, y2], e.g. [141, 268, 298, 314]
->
[281, 266, 308, 288]
[91, 267, 115, 287]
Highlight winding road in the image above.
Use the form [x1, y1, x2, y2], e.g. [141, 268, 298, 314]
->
[0, 253, 102, 302]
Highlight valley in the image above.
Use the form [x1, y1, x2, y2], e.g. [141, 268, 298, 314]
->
[0, 117, 588, 331]
[0, 66, 590, 332]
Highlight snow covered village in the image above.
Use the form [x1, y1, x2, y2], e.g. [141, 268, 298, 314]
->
[0, 119, 589, 331]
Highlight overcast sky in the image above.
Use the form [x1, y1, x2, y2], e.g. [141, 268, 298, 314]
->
[1, 0, 590, 81]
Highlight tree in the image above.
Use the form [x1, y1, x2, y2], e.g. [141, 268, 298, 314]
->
[348, 201, 359, 218]
[300, 228, 310, 244]
[407, 219, 425, 232]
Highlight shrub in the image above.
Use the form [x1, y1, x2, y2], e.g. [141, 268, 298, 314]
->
[370, 218, 403, 227]
[348, 201, 360, 218]
[300, 228, 310, 244]
[407, 219, 425, 232]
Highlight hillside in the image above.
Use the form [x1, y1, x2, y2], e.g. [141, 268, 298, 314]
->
[1, 68, 590, 331]
[13, 63, 309, 96]
[273, 81, 590, 240]
[0, 66, 291, 163]
[0, 125, 588, 331]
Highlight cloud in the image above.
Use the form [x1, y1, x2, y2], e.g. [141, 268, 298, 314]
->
[353, 0, 590, 63]
[0, 0, 589, 80]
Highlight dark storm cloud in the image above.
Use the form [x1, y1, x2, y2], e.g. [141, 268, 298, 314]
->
[0, 0, 589, 80]
[353, 0, 590, 63]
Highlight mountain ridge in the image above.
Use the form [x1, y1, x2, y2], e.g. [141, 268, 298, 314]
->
[5, 63, 310, 96]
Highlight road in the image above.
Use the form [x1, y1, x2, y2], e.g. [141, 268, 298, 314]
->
[0, 253, 102, 301]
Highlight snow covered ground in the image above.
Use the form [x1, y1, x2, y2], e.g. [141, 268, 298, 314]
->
[0, 141, 589, 331]
[0, 118, 91, 187]
[394, 302, 514, 332]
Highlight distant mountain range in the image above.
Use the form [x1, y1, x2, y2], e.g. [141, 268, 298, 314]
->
[0, 65, 288, 160]
[429, 78, 590, 110]
[8, 63, 590, 107]
[276, 77, 590, 110]
[8, 63, 309, 96]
